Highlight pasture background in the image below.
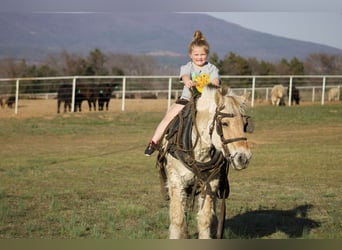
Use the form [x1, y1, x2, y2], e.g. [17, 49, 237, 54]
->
[0, 99, 341, 239]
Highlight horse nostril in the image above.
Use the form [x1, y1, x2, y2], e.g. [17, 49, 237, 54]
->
[238, 154, 249, 165]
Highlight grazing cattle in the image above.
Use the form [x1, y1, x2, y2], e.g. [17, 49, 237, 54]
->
[57, 83, 72, 113]
[328, 87, 340, 102]
[97, 83, 117, 111]
[271, 84, 286, 106]
[288, 85, 300, 105]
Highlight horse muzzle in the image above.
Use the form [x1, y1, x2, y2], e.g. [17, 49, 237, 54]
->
[229, 151, 252, 170]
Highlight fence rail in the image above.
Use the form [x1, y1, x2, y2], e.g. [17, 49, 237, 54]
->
[0, 75, 341, 115]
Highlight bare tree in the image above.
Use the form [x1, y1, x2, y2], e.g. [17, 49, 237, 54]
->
[106, 53, 162, 75]
[304, 53, 342, 74]
[0, 58, 18, 77]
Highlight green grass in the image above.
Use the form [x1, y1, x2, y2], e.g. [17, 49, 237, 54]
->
[0, 104, 341, 239]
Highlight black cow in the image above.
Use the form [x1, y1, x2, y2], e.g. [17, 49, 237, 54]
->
[57, 83, 72, 113]
[6, 96, 15, 108]
[1, 95, 15, 109]
[57, 83, 97, 113]
[97, 83, 118, 111]
[57, 82, 117, 113]
[74, 83, 98, 112]
[288, 86, 300, 105]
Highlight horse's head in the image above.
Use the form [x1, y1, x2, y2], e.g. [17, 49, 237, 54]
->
[196, 85, 252, 170]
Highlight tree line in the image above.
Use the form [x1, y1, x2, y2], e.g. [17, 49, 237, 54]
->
[210, 52, 342, 76]
[0, 48, 341, 79]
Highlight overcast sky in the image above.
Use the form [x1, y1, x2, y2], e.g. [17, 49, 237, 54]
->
[2, 0, 342, 12]
[206, 12, 342, 50]
[2, 1, 342, 50]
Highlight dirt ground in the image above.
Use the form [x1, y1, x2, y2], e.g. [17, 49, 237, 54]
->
[1, 98, 341, 119]
[0, 98, 173, 119]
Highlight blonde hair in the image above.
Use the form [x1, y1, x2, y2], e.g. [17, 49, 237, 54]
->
[188, 30, 210, 54]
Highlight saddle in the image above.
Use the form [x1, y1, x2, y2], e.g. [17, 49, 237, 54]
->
[165, 98, 194, 156]
[156, 96, 230, 201]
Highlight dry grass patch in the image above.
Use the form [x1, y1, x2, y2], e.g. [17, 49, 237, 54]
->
[0, 103, 341, 238]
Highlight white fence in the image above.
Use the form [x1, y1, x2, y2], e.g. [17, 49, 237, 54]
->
[0, 75, 341, 115]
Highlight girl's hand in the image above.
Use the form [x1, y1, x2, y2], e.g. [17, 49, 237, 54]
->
[211, 78, 221, 87]
[185, 80, 195, 88]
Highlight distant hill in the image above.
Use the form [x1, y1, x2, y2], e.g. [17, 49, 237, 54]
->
[0, 12, 341, 63]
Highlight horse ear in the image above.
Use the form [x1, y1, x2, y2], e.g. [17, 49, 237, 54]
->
[220, 86, 228, 96]
[215, 87, 225, 106]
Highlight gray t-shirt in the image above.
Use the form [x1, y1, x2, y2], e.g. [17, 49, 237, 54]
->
[179, 61, 220, 100]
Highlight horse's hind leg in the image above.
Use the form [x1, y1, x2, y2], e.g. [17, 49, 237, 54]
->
[168, 183, 189, 239]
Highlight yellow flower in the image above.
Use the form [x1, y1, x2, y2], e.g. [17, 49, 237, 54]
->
[193, 73, 210, 93]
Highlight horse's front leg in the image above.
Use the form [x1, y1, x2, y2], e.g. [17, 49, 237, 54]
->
[168, 183, 189, 239]
[197, 183, 218, 239]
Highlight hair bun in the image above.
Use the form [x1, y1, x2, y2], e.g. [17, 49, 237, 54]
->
[188, 30, 210, 54]
[193, 30, 205, 41]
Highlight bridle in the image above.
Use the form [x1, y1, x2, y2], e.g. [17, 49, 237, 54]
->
[209, 105, 247, 162]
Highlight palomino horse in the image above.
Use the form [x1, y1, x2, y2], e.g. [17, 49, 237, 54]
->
[157, 85, 252, 239]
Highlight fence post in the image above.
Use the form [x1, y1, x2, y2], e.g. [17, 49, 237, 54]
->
[121, 77, 126, 112]
[71, 77, 77, 112]
[251, 76, 256, 108]
[312, 87, 316, 103]
[321, 76, 326, 105]
[14, 79, 19, 114]
[288, 76, 293, 106]
[167, 77, 172, 110]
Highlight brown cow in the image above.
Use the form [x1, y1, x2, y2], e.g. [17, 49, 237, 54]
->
[74, 83, 98, 112]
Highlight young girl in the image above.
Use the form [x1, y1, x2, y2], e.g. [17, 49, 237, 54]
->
[144, 30, 221, 156]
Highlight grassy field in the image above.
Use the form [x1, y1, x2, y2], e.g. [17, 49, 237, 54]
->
[0, 101, 341, 239]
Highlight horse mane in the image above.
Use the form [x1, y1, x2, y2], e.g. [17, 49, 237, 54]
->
[199, 84, 247, 115]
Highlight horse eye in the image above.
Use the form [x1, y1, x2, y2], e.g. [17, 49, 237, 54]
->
[222, 121, 229, 127]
